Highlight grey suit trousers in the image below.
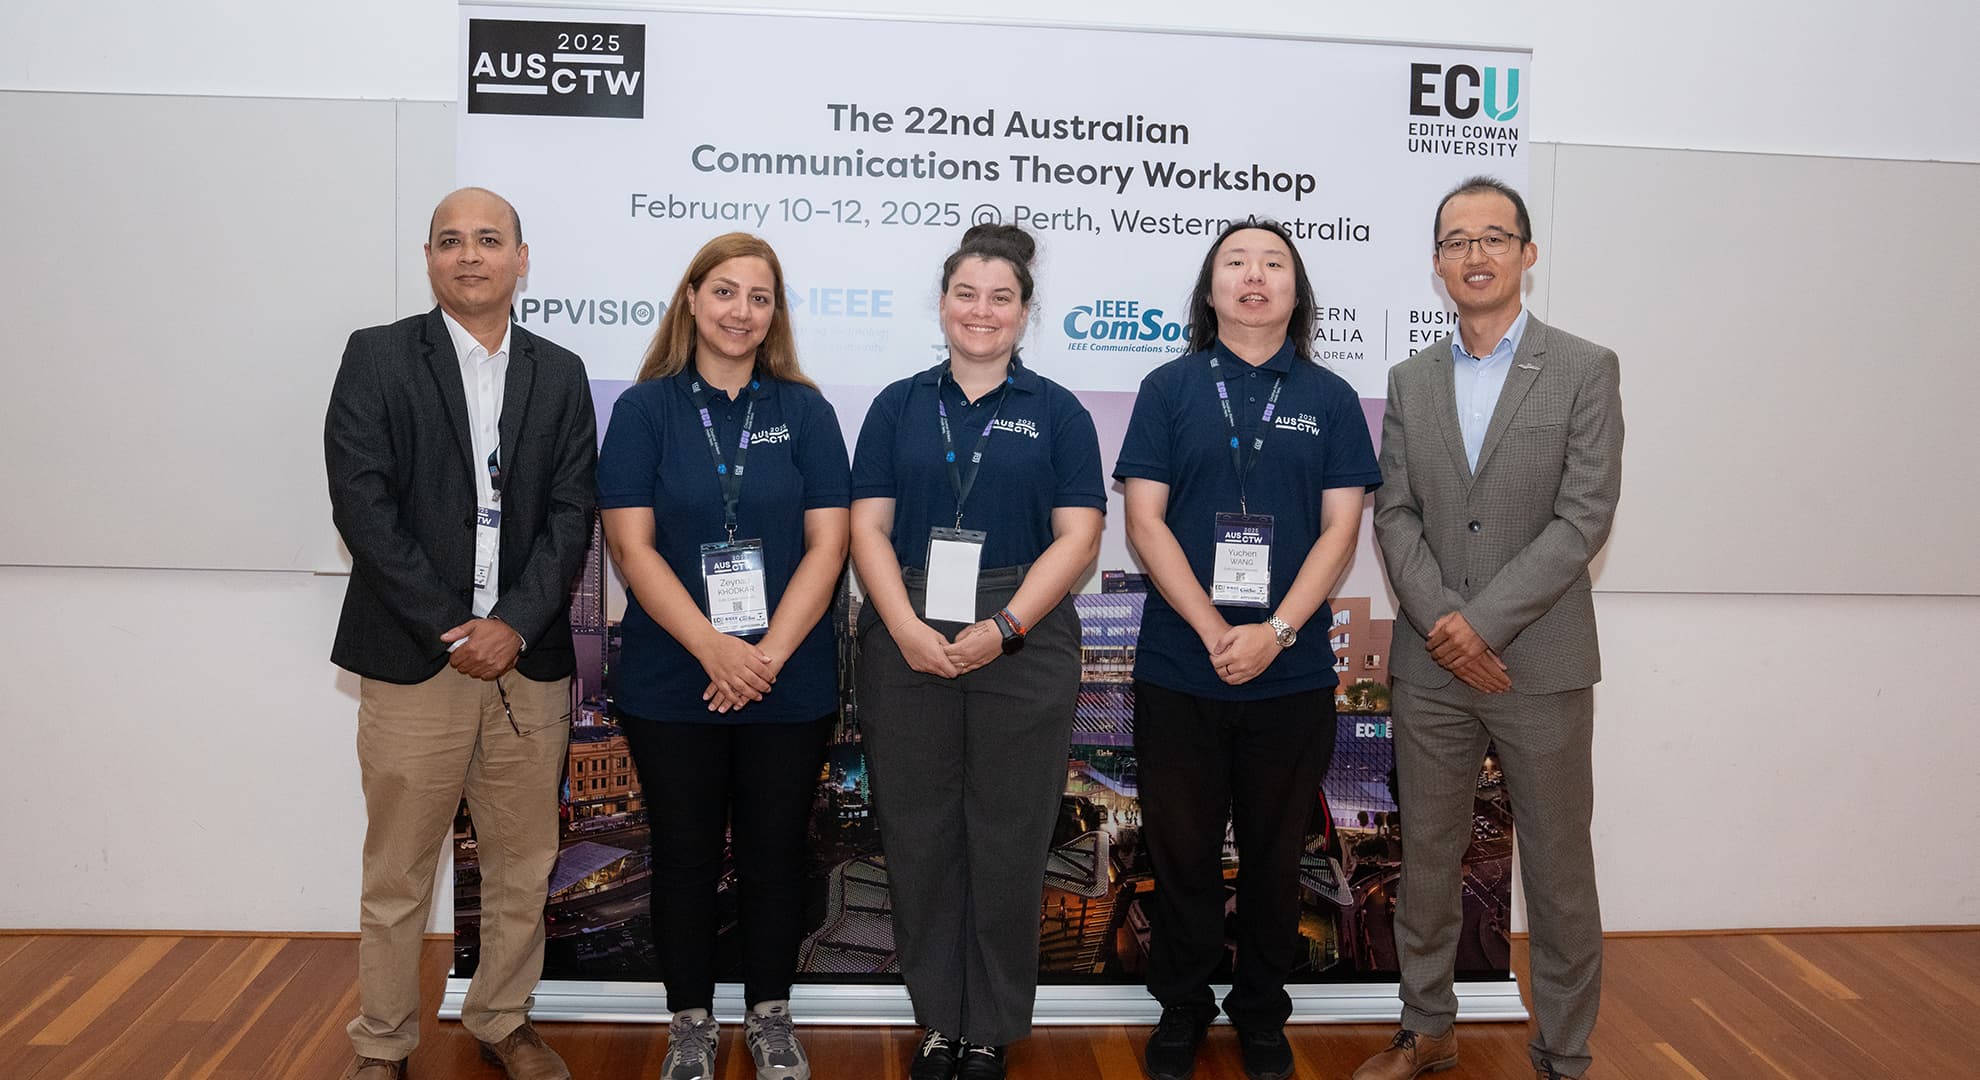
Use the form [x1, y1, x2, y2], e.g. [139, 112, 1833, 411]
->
[1392, 676, 1601, 1078]
[858, 567, 1079, 1045]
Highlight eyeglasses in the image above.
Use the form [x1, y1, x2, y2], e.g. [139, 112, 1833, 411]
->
[1437, 233, 1524, 259]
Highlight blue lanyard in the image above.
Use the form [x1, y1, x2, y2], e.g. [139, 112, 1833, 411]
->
[1208, 352, 1284, 516]
[935, 363, 1014, 530]
[687, 372, 758, 542]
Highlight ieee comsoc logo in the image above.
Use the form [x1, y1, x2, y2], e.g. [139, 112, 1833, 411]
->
[1409, 63, 1520, 122]
[466, 19, 645, 119]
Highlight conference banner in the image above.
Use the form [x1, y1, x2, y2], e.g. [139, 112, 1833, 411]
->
[448, 3, 1531, 1023]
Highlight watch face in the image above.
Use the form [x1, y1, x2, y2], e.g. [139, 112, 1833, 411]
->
[1001, 634, 1025, 655]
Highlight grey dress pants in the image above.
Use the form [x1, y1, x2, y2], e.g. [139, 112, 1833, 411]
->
[857, 565, 1080, 1046]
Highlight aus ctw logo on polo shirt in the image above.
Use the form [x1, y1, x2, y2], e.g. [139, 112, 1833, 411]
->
[990, 418, 1040, 439]
[1274, 413, 1322, 437]
[750, 425, 792, 445]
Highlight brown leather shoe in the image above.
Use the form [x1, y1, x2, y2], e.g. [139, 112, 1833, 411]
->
[340, 1056, 407, 1080]
[1351, 1027, 1458, 1080]
[477, 1022, 571, 1080]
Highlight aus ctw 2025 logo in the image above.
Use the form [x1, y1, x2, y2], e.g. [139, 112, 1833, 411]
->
[1408, 62, 1520, 122]
[466, 19, 646, 118]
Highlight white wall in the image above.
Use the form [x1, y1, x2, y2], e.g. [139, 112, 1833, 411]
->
[2, 0, 1977, 934]
[5, 1, 1977, 163]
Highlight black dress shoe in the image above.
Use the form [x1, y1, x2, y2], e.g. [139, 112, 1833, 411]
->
[1144, 1006, 1211, 1080]
[956, 1042, 1006, 1080]
[1237, 1025, 1294, 1080]
[910, 1029, 960, 1080]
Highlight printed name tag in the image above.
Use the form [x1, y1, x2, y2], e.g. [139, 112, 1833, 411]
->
[923, 527, 985, 624]
[474, 504, 502, 589]
[1211, 512, 1274, 608]
[700, 539, 770, 636]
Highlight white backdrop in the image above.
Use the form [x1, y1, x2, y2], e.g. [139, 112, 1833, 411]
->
[459, 6, 1528, 397]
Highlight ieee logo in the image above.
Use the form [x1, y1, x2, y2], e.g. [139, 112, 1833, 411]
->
[1409, 62, 1520, 122]
[466, 19, 646, 119]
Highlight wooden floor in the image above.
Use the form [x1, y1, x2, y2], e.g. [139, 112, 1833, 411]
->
[1, 929, 1976, 1078]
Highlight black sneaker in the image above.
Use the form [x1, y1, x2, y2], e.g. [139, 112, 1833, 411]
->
[1236, 1025, 1294, 1080]
[1143, 1006, 1210, 1080]
[909, 1029, 960, 1080]
[956, 1042, 1006, 1080]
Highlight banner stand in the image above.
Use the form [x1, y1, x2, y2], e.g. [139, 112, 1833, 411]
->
[441, 976, 1528, 1025]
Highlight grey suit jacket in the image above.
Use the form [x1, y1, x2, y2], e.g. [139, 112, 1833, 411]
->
[325, 308, 598, 684]
[1373, 316, 1623, 694]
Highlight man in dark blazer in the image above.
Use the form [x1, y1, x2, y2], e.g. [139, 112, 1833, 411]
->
[1355, 178, 1623, 1080]
[325, 187, 596, 1080]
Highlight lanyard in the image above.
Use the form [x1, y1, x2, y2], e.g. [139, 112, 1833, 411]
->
[687, 373, 759, 542]
[935, 364, 1014, 530]
[1208, 352, 1284, 516]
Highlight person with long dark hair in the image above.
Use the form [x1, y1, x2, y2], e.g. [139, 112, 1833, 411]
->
[1114, 219, 1381, 1080]
[850, 224, 1104, 1080]
[596, 232, 850, 1080]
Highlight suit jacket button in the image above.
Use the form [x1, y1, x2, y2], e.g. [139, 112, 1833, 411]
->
[1468, 520, 1481, 532]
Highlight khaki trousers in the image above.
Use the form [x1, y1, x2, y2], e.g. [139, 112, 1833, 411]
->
[346, 666, 570, 1059]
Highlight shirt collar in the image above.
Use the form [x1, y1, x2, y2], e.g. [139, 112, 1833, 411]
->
[916, 351, 1041, 394]
[1452, 306, 1529, 364]
[675, 358, 773, 400]
[439, 309, 511, 364]
[1210, 336, 1299, 375]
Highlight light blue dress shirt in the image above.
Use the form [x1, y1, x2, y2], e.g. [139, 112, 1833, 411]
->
[1452, 306, 1530, 470]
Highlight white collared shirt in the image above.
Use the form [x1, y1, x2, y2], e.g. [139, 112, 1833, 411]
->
[440, 311, 510, 618]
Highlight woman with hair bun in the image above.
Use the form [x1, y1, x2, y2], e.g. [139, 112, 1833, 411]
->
[850, 224, 1105, 1080]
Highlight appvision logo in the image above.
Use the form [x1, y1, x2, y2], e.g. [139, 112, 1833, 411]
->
[1409, 63, 1520, 122]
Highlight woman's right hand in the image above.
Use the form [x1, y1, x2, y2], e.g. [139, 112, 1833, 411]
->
[891, 618, 962, 679]
[692, 631, 777, 707]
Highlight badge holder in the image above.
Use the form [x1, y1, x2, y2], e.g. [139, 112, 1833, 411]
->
[1211, 512, 1274, 607]
[474, 505, 502, 589]
[700, 538, 770, 636]
[923, 527, 985, 624]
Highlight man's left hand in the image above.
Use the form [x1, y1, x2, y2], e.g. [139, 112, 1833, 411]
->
[442, 618, 523, 680]
[1426, 611, 1493, 670]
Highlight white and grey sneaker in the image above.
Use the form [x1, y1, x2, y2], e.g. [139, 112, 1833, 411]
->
[744, 1000, 811, 1080]
[661, 1009, 720, 1080]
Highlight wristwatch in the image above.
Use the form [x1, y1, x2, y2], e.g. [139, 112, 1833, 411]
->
[994, 608, 1028, 655]
[1267, 615, 1297, 648]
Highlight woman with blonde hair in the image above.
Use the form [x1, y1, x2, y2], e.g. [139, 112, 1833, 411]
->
[597, 232, 850, 1080]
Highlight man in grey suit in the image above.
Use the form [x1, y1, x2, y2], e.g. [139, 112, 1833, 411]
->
[326, 187, 596, 1080]
[1354, 177, 1623, 1080]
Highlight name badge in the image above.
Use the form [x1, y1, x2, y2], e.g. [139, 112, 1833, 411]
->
[923, 527, 985, 624]
[474, 504, 501, 589]
[1211, 512, 1273, 608]
[700, 538, 770, 636]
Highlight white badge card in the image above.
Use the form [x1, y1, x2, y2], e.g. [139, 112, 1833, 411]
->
[700, 539, 771, 636]
[474, 505, 502, 589]
[923, 527, 985, 624]
[1211, 512, 1274, 607]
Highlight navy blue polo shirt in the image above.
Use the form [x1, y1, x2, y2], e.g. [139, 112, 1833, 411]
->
[596, 366, 850, 724]
[1113, 339, 1381, 700]
[851, 355, 1105, 570]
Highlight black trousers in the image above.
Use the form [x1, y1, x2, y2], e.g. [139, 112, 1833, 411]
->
[1133, 679, 1337, 1030]
[620, 712, 834, 1012]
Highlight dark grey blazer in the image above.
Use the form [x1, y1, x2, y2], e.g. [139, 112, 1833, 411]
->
[325, 308, 597, 684]
[1373, 316, 1623, 694]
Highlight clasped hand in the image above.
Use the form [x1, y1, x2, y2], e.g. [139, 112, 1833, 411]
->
[1426, 611, 1511, 693]
[893, 618, 1004, 679]
[696, 632, 780, 714]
